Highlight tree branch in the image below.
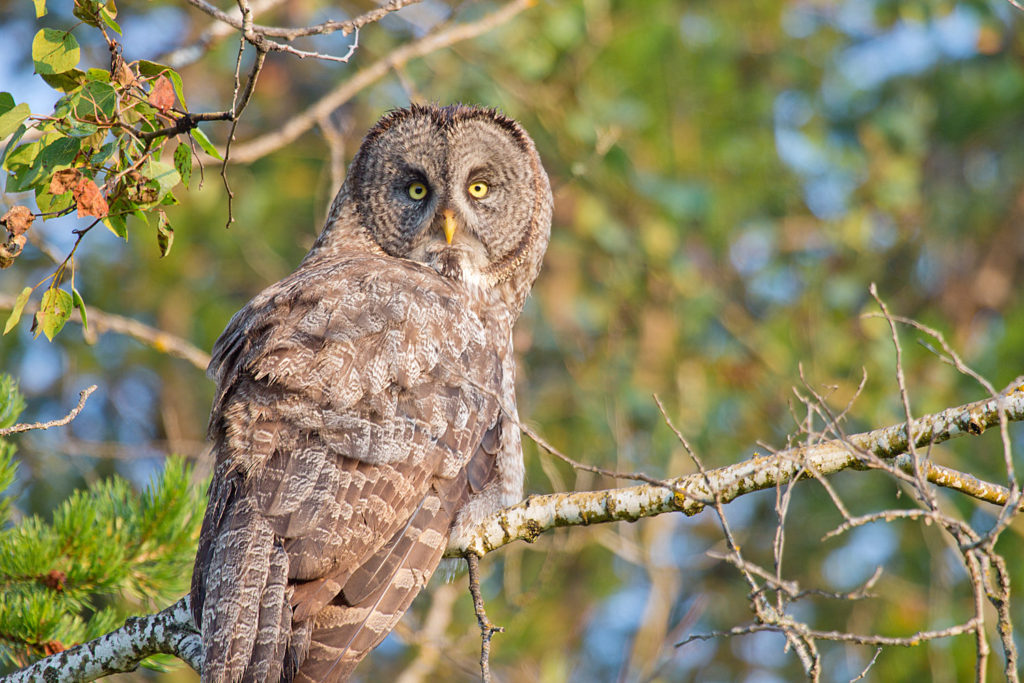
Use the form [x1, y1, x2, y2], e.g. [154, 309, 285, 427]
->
[182, 0, 420, 41]
[4, 597, 200, 682]
[447, 385, 1024, 558]
[0, 385, 97, 437]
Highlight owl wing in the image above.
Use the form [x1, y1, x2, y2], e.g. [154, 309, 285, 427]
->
[192, 255, 508, 682]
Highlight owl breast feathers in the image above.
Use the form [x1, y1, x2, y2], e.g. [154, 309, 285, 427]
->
[191, 104, 552, 682]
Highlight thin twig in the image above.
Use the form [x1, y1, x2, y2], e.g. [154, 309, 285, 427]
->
[224, 0, 534, 163]
[0, 385, 97, 437]
[465, 553, 502, 683]
[182, 0, 420, 41]
[164, 0, 286, 68]
[677, 618, 982, 649]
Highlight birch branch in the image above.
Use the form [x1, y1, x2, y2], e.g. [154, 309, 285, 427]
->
[447, 384, 1024, 558]
[4, 597, 200, 682]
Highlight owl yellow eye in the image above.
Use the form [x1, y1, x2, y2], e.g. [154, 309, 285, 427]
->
[467, 181, 489, 199]
[408, 182, 428, 200]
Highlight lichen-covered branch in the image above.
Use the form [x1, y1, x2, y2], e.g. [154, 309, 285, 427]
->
[448, 385, 1024, 558]
[4, 597, 199, 682]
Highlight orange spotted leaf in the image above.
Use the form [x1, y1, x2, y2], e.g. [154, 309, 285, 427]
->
[72, 177, 109, 218]
[148, 74, 175, 112]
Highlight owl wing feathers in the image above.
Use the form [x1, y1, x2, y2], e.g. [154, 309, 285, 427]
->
[192, 255, 510, 681]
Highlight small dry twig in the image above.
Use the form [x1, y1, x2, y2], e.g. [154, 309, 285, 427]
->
[0, 385, 97, 437]
[465, 553, 502, 683]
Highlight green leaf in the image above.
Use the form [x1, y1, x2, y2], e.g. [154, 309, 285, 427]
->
[71, 287, 87, 332]
[32, 29, 80, 75]
[101, 5, 122, 35]
[85, 68, 110, 83]
[1, 122, 28, 168]
[173, 142, 192, 187]
[35, 187, 72, 214]
[141, 159, 181, 202]
[33, 0, 47, 18]
[103, 213, 127, 239]
[0, 94, 31, 139]
[5, 139, 41, 169]
[73, 0, 102, 25]
[137, 61, 186, 110]
[135, 60, 172, 79]
[39, 68, 86, 93]
[6, 148, 46, 193]
[73, 80, 117, 121]
[90, 141, 116, 167]
[4, 287, 32, 335]
[36, 288, 73, 341]
[59, 119, 99, 138]
[156, 211, 173, 257]
[40, 136, 80, 170]
[190, 127, 222, 160]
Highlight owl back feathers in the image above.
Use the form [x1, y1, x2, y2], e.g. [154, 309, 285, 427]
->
[192, 256, 514, 681]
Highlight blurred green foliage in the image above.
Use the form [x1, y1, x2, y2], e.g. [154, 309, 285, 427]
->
[2, 0, 1024, 680]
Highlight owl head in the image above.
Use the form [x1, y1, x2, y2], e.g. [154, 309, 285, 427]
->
[315, 104, 553, 316]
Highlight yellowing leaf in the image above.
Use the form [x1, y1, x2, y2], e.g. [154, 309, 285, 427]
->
[36, 287, 72, 341]
[156, 211, 174, 257]
[3, 287, 32, 335]
[32, 29, 80, 75]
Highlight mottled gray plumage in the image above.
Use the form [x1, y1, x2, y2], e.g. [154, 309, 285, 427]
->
[191, 104, 552, 682]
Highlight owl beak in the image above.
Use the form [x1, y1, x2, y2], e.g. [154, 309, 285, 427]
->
[442, 209, 457, 245]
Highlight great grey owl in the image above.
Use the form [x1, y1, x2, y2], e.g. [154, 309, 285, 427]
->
[190, 104, 553, 682]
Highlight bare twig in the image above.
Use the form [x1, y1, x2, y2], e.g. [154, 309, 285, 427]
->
[465, 553, 502, 683]
[677, 618, 982, 649]
[0, 385, 97, 437]
[182, 0, 421, 41]
[225, 0, 534, 163]
[164, 0, 286, 67]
